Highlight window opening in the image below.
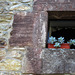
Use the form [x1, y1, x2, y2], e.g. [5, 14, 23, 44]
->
[47, 11, 75, 49]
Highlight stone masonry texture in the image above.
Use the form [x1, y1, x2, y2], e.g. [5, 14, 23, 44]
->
[42, 49, 75, 74]
[0, 0, 75, 75]
[0, 0, 34, 75]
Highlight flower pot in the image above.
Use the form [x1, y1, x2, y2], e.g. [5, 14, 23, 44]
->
[60, 43, 70, 49]
[48, 44, 55, 48]
[48, 43, 70, 49]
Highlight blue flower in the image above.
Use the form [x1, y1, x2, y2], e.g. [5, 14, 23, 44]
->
[69, 39, 75, 46]
[54, 42, 61, 48]
[58, 37, 64, 44]
[48, 36, 57, 44]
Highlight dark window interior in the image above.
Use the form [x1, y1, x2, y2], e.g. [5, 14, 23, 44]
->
[47, 11, 75, 49]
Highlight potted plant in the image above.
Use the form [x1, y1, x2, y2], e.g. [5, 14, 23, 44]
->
[48, 36, 70, 49]
[68, 39, 75, 49]
[69, 39, 75, 45]
[58, 37, 70, 49]
[58, 37, 64, 44]
[54, 42, 61, 48]
[48, 36, 57, 48]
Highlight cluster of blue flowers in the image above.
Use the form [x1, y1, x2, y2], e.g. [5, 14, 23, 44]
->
[67, 39, 75, 46]
[48, 36, 75, 48]
[48, 36, 65, 48]
[48, 36, 57, 44]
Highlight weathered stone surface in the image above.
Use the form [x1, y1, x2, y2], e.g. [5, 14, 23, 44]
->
[7, 50, 23, 58]
[10, 4, 31, 11]
[23, 73, 36, 75]
[41, 48, 75, 74]
[22, 51, 34, 73]
[0, 49, 6, 56]
[0, 0, 75, 74]
[0, 58, 21, 71]
[0, 14, 14, 49]
[0, 38, 8, 48]
[0, 71, 22, 75]
[9, 12, 34, 47]
[22, 47, 42, 74]
[7, 47, 26, 60]
[0, 0, 33, 13]
[9, 71, 22, 75]
[0, 49, 6, 61]
[10, 0, 75, 48]
[0, 47, 24, 73]
[33, 0, 75, 11]
[0, 14, 14, 25]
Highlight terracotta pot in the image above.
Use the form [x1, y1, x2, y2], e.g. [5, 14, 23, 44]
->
[48, 43, 70, 49]
[48, 44, 55, 48]
[61, 43, 70, 49]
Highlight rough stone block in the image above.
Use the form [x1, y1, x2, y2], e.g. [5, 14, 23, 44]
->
[0, 58, 21, 71]
[0, 0, 33, 12]
[0, 38, 8, 48]
[0, 2, 9, 13]
[0, 71, 8, 75]
[10, 4, 31, 11]
[6, 47, 26, 60]
[9, 71, 22, 75]
[0, 14, 14, 25]
[0, 49, 6, 61]
[0, 49, 6, 56]
[0, 71, 22, 75]
[0, 14, 14, 48]
[9, 12, 34, 46]
[41, 49, 75, 74]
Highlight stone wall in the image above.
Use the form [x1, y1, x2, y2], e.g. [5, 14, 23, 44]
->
[0, 47, 27, 75]
[0, 0, 75, 74]
[0, 0, 34, 75]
